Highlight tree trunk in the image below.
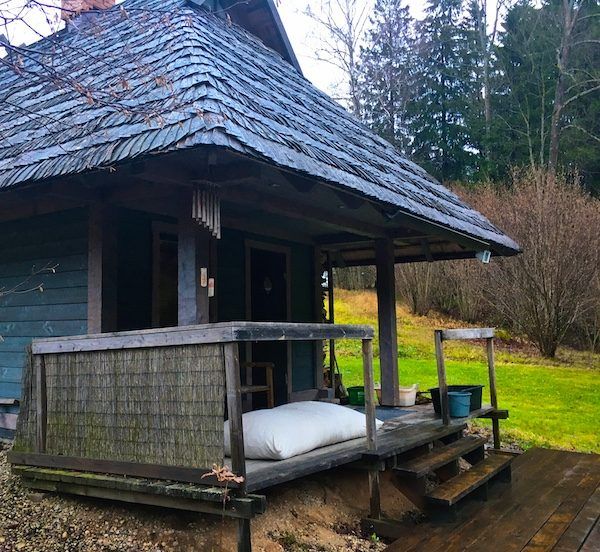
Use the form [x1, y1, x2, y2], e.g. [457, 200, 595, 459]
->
[548, 0, 578, 173]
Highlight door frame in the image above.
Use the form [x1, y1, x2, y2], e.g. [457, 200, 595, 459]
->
[244, 239, 293, 402]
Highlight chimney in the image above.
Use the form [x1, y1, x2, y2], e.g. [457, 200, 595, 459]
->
[61, 0, 115, 21]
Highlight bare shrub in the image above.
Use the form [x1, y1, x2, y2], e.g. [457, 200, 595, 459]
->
[460, 168, 600, 357]
[334, 266, 376, 290]
[395, 263, 436, 316]
[433, 260, 489, 323]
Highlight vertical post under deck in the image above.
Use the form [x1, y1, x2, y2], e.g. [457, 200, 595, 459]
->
[486, 338, 501, 449]
[434, 330, 450, 426]
[224, 342, 251, 552]
[376, 239, 400, 406]
[362, 339, 381, 519]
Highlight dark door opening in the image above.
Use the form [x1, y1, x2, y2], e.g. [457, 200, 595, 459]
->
[248, 245, 290, 407]
[152, 224, 178, 329]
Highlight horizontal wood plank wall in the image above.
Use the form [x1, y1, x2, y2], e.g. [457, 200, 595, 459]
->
[14, 344, 226, 468]
[0, 209, 88, 403]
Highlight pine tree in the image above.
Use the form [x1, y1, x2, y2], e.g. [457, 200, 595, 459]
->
[407, 0, 479, 182]
[358, 0, 416, 152]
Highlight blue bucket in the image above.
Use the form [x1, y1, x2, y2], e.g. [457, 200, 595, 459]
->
[448, 392, 472, 417]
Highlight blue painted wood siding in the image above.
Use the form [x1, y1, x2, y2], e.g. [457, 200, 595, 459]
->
[0, 209, 88, 399]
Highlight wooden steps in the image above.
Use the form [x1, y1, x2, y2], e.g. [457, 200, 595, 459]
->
[395, 436, 487, 479]
[427, 452, 512, 507]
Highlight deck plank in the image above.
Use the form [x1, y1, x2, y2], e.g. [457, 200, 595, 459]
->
[246, 417, 467, 492]
[463, 452, 595, 552]
[580, 518, 600, 552]
[385, 449, 600, 552]
[522, 472, 600, 551]
[552, 486, 600, 551]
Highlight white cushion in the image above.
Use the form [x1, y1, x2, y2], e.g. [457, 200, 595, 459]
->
[224, 401, 383, 460]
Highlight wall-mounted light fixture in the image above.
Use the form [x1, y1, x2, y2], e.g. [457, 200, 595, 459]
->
[476, 250, 492, 264]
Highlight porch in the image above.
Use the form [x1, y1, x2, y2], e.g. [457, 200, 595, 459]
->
[8, 321, 508, 551]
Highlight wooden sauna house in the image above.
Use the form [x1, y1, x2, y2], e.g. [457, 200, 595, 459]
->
[0, 0, 520, 549]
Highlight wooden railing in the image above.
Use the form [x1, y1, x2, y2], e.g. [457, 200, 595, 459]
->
[434, 328, 501, 448]
[10, 322, 376, 550]
[12, 322, 376, 481]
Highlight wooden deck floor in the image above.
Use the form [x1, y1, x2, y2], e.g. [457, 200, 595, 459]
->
[386, 448, 600, 552]
[245, 404, 493, 492]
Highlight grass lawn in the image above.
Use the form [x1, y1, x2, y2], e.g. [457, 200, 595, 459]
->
[331, 290, 600, 454]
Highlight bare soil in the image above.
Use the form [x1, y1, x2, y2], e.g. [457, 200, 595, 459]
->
[0, 443, 416, 552]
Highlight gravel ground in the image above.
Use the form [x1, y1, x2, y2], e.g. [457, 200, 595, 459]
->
[0, 443, 396, 552]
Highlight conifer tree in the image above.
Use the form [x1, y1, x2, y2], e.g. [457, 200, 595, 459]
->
[405, 0, 478, 182]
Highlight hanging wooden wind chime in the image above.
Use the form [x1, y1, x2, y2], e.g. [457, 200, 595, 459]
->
[192, 184, 221, 239]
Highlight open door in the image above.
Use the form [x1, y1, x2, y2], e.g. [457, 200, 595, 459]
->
[246, 242, 291, 406]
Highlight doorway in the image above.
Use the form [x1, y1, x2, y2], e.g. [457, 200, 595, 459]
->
[152, 222, 178, 328]
[246, 242, 291, 406]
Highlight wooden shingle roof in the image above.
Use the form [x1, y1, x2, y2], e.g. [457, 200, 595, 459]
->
[0, 0, 519, 254]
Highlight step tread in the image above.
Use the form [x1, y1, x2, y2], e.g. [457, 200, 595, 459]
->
[395, 436, 487, 478]
[426, 453, 512, 506]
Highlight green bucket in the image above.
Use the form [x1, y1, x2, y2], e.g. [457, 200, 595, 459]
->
[347, 386, 366, 406]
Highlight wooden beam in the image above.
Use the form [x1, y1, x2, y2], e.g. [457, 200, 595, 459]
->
[434, 330, 450, 426]
[486, 337, 501, 449]
[224, 342, 247, 489]
[314, 246, 324, 389]
[441, 328, 495, 341]
[327, 252, 336, 388]
[8, 451, 236, 487]
[31, 322, 375, 355]
[20, 478, 260, 520]
[362, 339, 377, 452]
[178, 195, 211, 326]
[375, 239, 400, 406]
[223, 341, 252, 552]
[87, 204, 118, 334]
[219, 186, 386, 238]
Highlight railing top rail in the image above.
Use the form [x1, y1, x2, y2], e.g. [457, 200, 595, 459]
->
[31, 322, 374, 355]
[438, 328, 495, 341]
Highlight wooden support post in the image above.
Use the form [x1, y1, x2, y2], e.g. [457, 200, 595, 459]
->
[375, 239, 400, 406]
[224, 342, 251, 552]
[34, 355, 47, 454]
[87, 204, 118, 334]
[224, 343, 247, 487]
[327, 252, 336, 388]
[434, 330, 450, 426]
[314, 247, 324, 389]
[363, 339, 377, 452]
[486, 337, 501, 450]
[363, 338, 381, 520]
[178, 198, 211, 326]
